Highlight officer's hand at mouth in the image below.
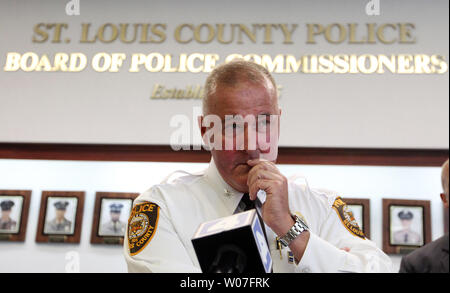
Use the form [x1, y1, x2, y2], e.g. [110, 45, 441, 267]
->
[246, 158, 311, 263]
[246, 158, 293, 237]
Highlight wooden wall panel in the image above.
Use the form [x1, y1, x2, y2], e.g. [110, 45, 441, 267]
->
[0, 143, 448, 166]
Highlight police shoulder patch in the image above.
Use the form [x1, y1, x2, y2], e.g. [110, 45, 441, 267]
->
[332, 197, 365, 239]
[128, 202, 160, 256]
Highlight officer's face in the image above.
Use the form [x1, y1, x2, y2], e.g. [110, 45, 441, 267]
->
[1, 210, 11, 218]
[202, 79, 280, 192]
[55, 209, 66, 219]
[401, 219, 412, 229]
[110, 212, 121, 221]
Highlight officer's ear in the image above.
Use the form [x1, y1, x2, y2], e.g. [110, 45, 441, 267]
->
[440, 193, 449, 208]
[198, 115, 207, 142]
[198, 115, 213, 149]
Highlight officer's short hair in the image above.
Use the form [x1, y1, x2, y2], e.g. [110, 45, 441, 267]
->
[203, 59, 277, 115]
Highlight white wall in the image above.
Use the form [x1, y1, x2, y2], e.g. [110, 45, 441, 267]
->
[0, 158, 446, 272]
[0, 0, 448, 149]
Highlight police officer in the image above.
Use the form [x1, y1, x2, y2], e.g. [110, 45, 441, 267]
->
[124, 60, 394, 273]
[393, 210, 422, 245]
[45, 201, 72, 234]
[399, 159, 449, 273]
[0, 200, 16, 231]
[100, 203, 126, 236]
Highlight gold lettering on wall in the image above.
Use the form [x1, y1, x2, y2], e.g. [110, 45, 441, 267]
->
[31, 22, 421, 45]
[150, 84, 284, 99]
[3, 52, 448, 74]
[306, 23, 417, 44]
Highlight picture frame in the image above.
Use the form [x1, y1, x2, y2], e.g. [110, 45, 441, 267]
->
[342, 198, 371, 239]
[0, 190, 32, 242]
[36, 191, 85, 243]
[382, 199, 431, 254]
[90, 192, 138, 245]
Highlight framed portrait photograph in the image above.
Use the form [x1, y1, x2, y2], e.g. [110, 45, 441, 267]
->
[382, 199, 431, 254]
[342, 198, 371, 239]
[90, 192, 138, 244]
[36, 191, 85, 243]
[0, 190, 31, 242]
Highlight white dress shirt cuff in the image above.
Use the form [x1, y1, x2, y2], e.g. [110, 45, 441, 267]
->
[294, 232, 351, 273]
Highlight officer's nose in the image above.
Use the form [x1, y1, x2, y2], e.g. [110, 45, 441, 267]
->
[243, 124, 265, 158]
[245, 149, 260, 160]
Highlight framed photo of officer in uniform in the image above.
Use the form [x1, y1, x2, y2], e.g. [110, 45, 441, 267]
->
[90, 192, 138, 244]
[36, 191, 85, 243]
[0, 190, 31, 242]
[382, 199, 431, 254]
[342, 198, 371, 239]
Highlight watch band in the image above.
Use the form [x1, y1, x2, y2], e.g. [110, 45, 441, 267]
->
[279, 215, 309, 247]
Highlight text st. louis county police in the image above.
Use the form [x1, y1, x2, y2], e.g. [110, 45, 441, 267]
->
[179, 277, 270, 290]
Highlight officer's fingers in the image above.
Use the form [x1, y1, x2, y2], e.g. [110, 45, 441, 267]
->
[247, 158, 267, 166]
[247, 169, 282, 188]
[247, 161, 279, 182]
[249, 178, 272, 200]
[262, 161, 281, 175]
[247, 161, 271, 175]
[248, 183, 259, 201]
[249, 159, 280, 175]
[247, 163, 268, 185]
[246, 169, 256, 188]
[247, 160, 277, 176]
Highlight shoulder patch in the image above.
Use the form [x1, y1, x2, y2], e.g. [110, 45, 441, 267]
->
[332, 197, 365, 239]
[128, 202, 160, 256]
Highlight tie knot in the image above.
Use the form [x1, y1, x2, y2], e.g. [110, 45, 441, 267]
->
[241, 193, 256, 211]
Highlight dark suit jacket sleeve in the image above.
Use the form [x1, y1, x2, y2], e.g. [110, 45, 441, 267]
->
[399, 255, 415, 273]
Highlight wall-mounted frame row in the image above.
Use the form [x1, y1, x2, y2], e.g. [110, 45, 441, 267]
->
[0, 190, 447, 255]
[0, 190, 138, 245]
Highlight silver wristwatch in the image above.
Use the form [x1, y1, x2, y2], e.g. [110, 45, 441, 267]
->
[279, 215, 309, 247]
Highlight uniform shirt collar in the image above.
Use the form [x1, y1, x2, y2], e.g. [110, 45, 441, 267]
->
[204, 158, 244, 214]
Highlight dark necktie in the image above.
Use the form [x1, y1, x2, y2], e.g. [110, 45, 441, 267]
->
[404, 233, 408, 243]
[240, 193, 256, 211]
[237, 193, 269, 247]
